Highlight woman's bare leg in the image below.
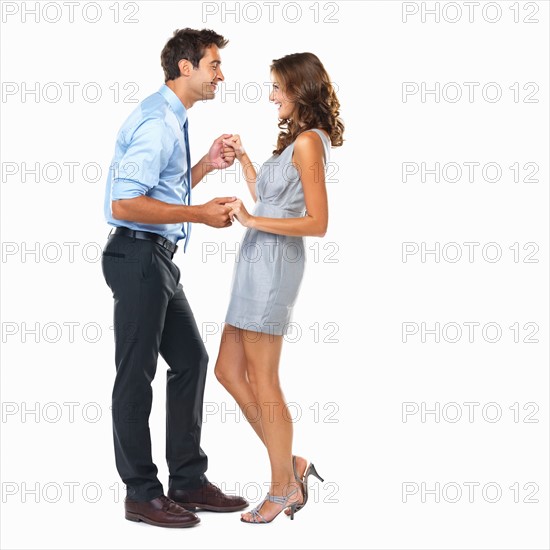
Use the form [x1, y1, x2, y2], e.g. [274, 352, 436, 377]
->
[215, 324, 266, 444]
[239, 329, 302, 522]
[215, 324, 307, 517]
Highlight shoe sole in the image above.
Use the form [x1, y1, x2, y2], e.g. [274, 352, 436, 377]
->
[179, 502, 249, 513]
[125, 511, 200, 528]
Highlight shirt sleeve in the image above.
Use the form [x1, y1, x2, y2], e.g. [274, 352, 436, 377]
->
[111, 118, 174, 200]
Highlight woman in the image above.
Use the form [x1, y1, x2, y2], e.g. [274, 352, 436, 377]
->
[214, 52, 344, 524]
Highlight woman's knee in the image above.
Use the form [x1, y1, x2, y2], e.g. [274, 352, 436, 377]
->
[214, 359, 242, 387]
[214, 361, 228, 385]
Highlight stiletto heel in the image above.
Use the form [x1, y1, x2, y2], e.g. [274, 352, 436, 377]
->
[290, 459, 325, 515]
[305, 463, 324, 483]
[289, 503, 297, 520]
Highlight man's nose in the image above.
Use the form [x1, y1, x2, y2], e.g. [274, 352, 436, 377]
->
[216, 68, 225, 82]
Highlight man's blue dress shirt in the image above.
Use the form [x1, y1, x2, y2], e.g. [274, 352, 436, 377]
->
[104, 84, 191, 245]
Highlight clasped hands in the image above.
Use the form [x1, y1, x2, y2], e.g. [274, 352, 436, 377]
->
[203, 133, 251, 228]
[205, 133, 246, 170]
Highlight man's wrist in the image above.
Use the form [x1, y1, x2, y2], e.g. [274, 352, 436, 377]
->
[182, 204, 203, 223]
[200, 154, 217, 174]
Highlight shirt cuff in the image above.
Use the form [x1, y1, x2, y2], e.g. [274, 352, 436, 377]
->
[111, 178, 154, 200]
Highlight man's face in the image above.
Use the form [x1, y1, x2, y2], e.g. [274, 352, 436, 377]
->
[189, 45, 224, 101]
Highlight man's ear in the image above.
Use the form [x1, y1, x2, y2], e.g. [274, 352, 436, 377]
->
[178, 58, 193, 77]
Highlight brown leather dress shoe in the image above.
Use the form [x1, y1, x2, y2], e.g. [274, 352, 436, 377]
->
[125, 495, 200, 528]
[168, 482, 248, 512]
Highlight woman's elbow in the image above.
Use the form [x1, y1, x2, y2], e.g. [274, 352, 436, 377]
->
[306, 216, 327, 238]
[316, 217, 328, 237]
[313, 223, 327, 238]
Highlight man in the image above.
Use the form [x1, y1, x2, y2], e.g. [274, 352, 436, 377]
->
[101, 28, 247, 528]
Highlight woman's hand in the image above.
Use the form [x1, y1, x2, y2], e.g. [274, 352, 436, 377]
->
[222, 134, 246, 161]
[229, 198, 254, 228]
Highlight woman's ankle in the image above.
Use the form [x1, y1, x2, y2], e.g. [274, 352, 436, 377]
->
[269, 479, 301, 496]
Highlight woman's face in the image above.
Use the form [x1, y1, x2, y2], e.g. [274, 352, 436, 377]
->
[269, 72, 295, 119]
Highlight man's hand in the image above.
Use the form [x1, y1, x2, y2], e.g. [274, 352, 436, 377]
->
[197, 196, 237, 228]
[206, 134, 237, 170]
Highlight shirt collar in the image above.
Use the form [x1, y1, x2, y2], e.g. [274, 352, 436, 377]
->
[157, 84, 187, 129]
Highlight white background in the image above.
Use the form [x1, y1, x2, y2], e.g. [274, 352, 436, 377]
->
[1, 1, 548, 549]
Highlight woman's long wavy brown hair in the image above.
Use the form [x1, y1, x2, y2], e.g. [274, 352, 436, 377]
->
[271, 52, 344, 155]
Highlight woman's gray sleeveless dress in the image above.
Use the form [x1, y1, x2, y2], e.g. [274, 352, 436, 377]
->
[225, 129, 331, 335]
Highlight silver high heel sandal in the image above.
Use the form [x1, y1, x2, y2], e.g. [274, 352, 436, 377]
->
[241, 488, 300, 523]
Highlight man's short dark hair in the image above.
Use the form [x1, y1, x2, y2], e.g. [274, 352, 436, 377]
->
[161, 28, 228, 81]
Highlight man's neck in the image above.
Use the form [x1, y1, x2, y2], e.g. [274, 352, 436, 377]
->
[165, 80, 194, 110]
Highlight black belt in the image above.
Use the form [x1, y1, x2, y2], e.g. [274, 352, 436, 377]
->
[112, 227, 178, 254]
